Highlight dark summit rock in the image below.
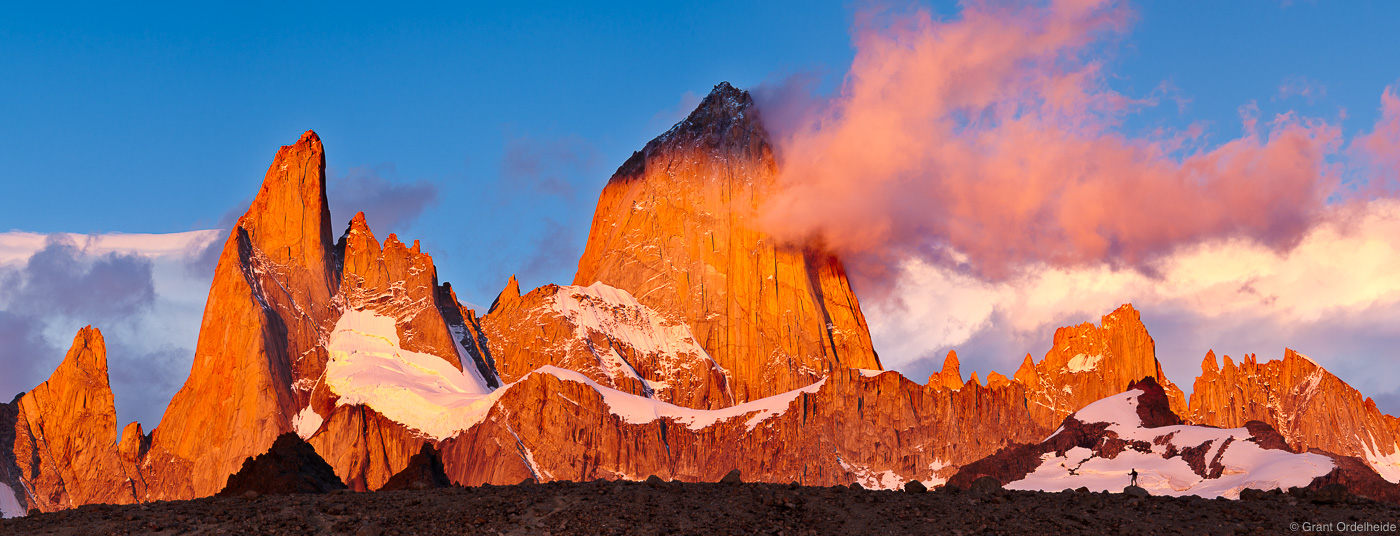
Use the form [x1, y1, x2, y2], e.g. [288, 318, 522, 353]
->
[1125, 376, 1182, 428]
[379, 443, 453, 491]
[611, 81, 770, 184]
[1242, 420, 1293, 452]
[217, 432, 347, 496]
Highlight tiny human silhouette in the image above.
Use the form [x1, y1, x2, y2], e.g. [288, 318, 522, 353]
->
[1129, 468, 1139, 487]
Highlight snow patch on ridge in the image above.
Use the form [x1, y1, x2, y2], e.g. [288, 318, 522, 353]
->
[534, 366, 822, 431]
[1065, 353, 1104, 373]
[922, 459, 950, 488]
[550, 282, 725, 381]
[837, 457, 904, 490]
[325, 309, 499, 440]
[1012, 389, 1335, 498]
[0, 482, 22, 518]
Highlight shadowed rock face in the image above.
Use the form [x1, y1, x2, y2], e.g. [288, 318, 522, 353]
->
[1307, 451, 1400, 503]
[572, 82, 882, 404]
[379, 444, 452, 491]
[217, 433, 346, 496]
[949, 379, 1400, 502]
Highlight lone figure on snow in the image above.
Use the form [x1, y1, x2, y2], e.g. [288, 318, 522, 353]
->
[1129, 468, 1139, 487]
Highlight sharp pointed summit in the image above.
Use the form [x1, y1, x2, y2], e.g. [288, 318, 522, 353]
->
[572, 81, 880, 403]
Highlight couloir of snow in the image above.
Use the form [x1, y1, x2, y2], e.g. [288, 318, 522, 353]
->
[534, 365, 823, 431]
[1007, 389, 1336, 498]
[549, 282, 725, 384]
[1363, 435, 1400, 484]
[0, 482, 23, 518]
[325, 309, 499, 440]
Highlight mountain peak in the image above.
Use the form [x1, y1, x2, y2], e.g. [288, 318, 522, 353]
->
[929, 350, 965, 390]
[237, 129, 335, 279]
[60, 326, 108, 379]
[611, 81, 768, 182]
[488, 275, 521, 314]
[1202, 350, 1219, 374]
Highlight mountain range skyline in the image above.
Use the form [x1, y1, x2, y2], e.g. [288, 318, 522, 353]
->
[3, 85, 1398, 518]
[3, 0, 1400, 434]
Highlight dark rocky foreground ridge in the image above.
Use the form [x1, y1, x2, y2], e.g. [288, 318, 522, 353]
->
[3, 479, 1397, 536]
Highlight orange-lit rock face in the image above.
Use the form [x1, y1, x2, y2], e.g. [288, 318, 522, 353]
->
[573, 82, 881, 404]
[127, 130, 501, 503]
[143, 130, 340, 500]
[1014, 304, 1187, 430]
[928, 351, 966, 391]
[306, 404, 427, 492]
[1, 328, 142, 512]
[484, 282, 733, 410]
[337, 212, 463, 372]
[439, 367, 1044, 488]
[1188, 349, 1400, 482]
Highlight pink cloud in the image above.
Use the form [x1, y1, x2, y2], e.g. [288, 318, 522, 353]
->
[1277, 76, 1327, 103]
[1352, 85, 1400, 195]
[757, 0, 1367, 281]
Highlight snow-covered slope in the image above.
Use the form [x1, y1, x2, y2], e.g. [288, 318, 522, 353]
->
[0, 482, 23, 518]
[1006, 388, 1334, 498]
[550, 283, 722, 387]
[483, 281, 733, 409]
[1366, 439, 1400, 484]
[325, 309, 499, 440]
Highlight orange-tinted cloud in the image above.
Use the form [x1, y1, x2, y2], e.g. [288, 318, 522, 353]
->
[758, 0, 1360, 280]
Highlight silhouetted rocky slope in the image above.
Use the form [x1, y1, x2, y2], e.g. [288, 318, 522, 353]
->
[4, 480, 1398, 535]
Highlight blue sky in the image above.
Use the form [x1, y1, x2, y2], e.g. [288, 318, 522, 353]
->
[3, 1, 1400, 426]
[3, 1, 1397, 297]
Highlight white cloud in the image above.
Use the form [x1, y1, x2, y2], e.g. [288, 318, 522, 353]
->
[0, 229, 222, 427]
[868, 199, 1400, 410]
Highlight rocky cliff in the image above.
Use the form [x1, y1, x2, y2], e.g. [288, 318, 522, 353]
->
[1188, 348, 1400, 483]
[483, 281, 733, 409]
[140, 131, 495, 499]
[439, 366, 1046, 489]
[951, 377, 1400, 501]
[142, 131, 341, 500]
[572, 82, 881, 403]
[1013, 304, 1187, 430]
[0, 328, 142, 513]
